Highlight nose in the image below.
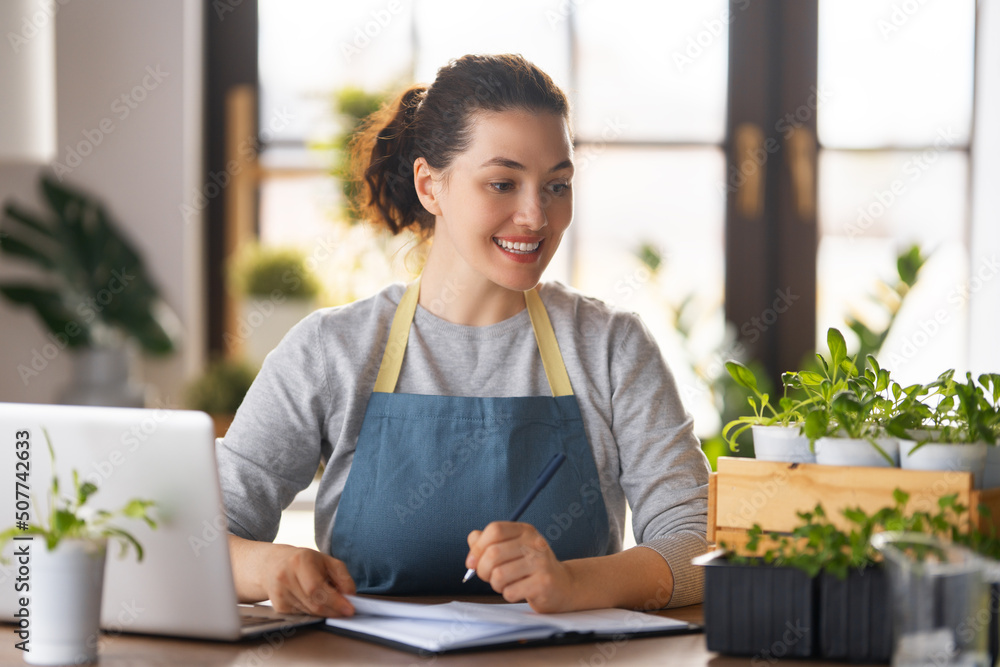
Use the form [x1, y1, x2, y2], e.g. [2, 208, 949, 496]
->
[512, 189, 548, 230]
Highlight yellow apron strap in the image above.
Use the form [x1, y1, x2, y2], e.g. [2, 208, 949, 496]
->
[372, 279, 421, 393]
[524, 288, 574, 397]
[373, 280, 574, 397]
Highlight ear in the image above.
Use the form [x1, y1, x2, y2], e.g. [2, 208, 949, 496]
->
[413, 157, 443, 217]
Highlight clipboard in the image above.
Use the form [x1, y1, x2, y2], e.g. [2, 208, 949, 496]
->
[322, 595, 703, 655]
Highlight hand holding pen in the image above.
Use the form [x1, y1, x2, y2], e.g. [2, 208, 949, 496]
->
[462, 452, 567, 583]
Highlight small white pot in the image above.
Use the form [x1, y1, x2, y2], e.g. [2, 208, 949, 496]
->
[984, 446, 1000, 489]
[901, 441, 990, 489]
[27, 538, 107, 665]
[242, 298, 316, 366]
[815, 436, 899, 467]
[751, 425, 814, 463]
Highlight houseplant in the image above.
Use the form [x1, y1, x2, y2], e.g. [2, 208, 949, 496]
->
[899, 371, 1000, 488]
[792, 329, 915, 467]
[0, 430, 156, 665]
[227, 243, 321, 366]
[0, 174, 180, 406]
[722, 361, 814, 462]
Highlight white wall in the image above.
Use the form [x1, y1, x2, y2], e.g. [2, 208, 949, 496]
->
[0, 0, 204, 406]
[971, 0, 1000, 374]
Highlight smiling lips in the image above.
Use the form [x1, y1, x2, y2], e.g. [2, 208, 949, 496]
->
[493, 237, 542, 254]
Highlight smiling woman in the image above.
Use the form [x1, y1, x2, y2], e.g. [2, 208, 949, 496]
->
[216, 54, 710, 619]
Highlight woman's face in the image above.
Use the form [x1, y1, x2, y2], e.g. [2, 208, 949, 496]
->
[419, 110, 574, 293]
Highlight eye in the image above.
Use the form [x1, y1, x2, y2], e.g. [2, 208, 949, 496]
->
[548, 182, 572, 196]
[488, 182, 515, 193]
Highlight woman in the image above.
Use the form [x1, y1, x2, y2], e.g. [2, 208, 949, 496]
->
[218, 54, 710, 618]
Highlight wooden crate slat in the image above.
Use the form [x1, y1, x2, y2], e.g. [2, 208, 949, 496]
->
[706, 472, 717, 543]
[973, 486, 1000, 535]
[712, 457, 975, 535]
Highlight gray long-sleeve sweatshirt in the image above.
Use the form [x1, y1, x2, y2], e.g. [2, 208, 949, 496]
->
[217, 280, 710, 607]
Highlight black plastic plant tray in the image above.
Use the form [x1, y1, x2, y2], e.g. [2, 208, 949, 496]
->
[701, 555, 815, 659]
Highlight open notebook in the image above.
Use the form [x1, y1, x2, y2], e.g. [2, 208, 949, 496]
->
[324, 595, 701, 654]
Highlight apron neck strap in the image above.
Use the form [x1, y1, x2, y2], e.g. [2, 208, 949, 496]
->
[372, 279, 574, 397]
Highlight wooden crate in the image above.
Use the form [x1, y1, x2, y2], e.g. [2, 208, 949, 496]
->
[707, 457, 1000, 553]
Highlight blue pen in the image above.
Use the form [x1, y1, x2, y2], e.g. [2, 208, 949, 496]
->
[462, 452, 567, 583]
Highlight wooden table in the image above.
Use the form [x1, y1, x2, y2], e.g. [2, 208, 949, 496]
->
[0, 603, 871, 666]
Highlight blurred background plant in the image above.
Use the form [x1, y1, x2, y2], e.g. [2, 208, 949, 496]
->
[228, 243, 322, 301]
[0, 174, 180, 355]
[312, 86, 389, 225]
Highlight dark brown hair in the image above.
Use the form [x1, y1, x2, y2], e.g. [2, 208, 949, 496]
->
[349, 54, 570, 236]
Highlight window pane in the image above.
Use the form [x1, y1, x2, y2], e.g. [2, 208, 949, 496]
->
[413, 0, 570, 87]
[817, 149, 970, 384]
[572, 147, 726, 433]
[819, 149, 968, 245]
[259, 0, 414, 145]
[575, 0, 728, 143]
[818, 0, 975, 148]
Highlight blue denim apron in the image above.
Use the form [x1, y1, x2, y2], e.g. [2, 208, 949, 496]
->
[330, 281, 610, 594]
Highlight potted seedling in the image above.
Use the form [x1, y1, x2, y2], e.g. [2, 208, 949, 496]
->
[0, 430, 156, 665]
[900, 371, 1000, 488]
[228, 243, 322, 367]
[722, 361, 814, 463]
[793, 329, 907, 467]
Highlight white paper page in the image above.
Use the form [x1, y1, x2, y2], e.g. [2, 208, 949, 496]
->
[343, 596, 686, 635]
[347, 596, 542, 627]
[523, 607, 690, 634]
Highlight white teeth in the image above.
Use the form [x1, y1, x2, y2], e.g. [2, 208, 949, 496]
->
[494, 238, 540, 253]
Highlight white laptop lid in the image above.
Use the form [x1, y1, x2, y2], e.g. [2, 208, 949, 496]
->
[0, 403, 245, 640]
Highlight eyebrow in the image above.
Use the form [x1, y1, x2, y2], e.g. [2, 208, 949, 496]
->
[480, 157, 574, 173]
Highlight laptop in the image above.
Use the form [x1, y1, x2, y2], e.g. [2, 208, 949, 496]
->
[0, 402, 322, 640]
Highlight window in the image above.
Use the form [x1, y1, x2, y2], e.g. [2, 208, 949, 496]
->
[255, 0, 730, 435]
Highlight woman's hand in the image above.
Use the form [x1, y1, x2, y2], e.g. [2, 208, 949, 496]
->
[465, 521, 579, 612]
[228, 535, 356, 617]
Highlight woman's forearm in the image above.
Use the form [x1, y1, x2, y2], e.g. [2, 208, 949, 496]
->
[563, 547, 676, 611]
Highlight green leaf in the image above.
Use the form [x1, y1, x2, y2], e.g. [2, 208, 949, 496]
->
[0, 234, 57, 270]
[725, 361, 758, 391]
[804, 409, 829, 440]
[827, 328, 847, 367]
[897, 244, 925, 287]
[78, 482, 98, 506]
[0, 285, 92, 348]
[799, 371, 825, 386]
